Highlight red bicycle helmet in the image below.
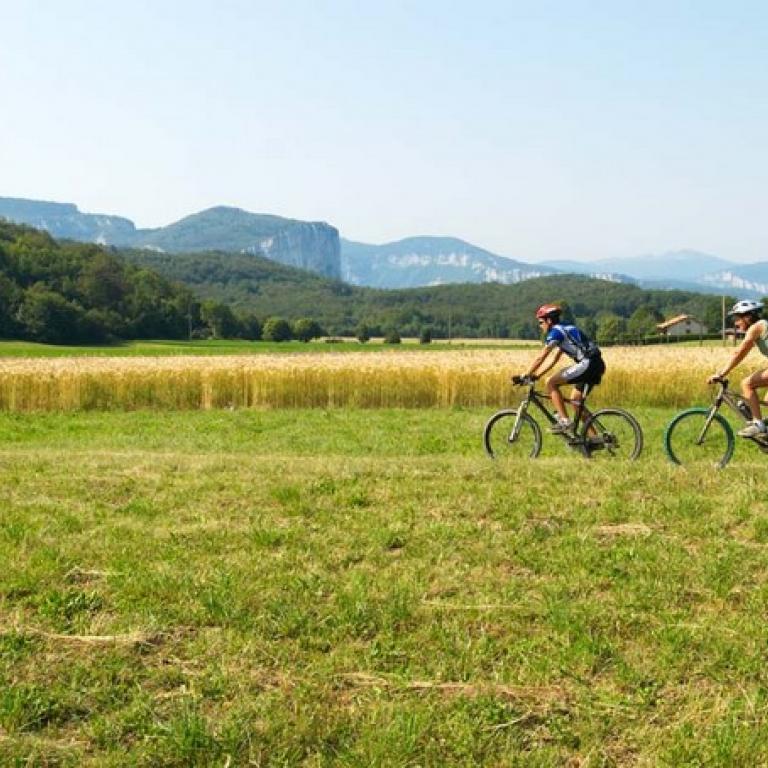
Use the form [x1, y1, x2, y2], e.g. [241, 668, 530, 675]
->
[535, 304, 561, 320]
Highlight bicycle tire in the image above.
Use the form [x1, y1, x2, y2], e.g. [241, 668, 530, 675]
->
[664, 407, 734, 469]
[580, 408, 643, 460]
[483, 409, 543, 460]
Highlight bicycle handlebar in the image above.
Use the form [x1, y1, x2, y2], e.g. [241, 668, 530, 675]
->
[512, 374, 538, 386]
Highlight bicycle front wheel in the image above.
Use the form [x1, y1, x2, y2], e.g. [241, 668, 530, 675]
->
[483, 409, 542, 460]
[581, 408, 643, 460]
[664, 408, 734, 468]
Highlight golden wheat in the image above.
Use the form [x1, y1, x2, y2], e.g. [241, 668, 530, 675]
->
[0, 346, 747, 411]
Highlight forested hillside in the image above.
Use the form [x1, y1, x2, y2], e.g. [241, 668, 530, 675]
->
[0, 222, 202, 343]
[124, 247, 730, 340]
[0, 221, 735, 344]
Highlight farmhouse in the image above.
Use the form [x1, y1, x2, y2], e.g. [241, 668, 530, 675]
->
[656, 314, 707, 337]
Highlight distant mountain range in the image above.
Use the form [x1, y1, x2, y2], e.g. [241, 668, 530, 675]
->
[0, 197, 340, 279]
[540, 250, 733, 282]
[1, 196, 767, 297]
[539, 250, 768, 298]
[341, 236, 556, 288]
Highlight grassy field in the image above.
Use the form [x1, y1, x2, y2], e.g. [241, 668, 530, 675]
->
[3, 407, 768, 766]
[0, 339, 539, 358]
[0, 338, 726, 359]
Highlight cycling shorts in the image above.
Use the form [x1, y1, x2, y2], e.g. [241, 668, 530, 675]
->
[560, 354, 606, 392]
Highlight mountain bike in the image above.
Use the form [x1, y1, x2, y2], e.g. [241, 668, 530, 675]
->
[483, 375, 644, 461]
[664, 377, 768, 468]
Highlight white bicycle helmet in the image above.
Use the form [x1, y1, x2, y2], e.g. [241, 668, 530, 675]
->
[728, 299, 763, 316]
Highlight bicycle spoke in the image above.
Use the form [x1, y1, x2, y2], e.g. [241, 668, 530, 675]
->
[664, 409, 734, 468]
[581, 409, 643, 461]
[483, 410, 542, 460]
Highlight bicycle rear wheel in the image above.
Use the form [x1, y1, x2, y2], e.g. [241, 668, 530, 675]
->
[483, 409, 542, 460]
[664, 407, 734, 468]
[581, 408, 643, 460]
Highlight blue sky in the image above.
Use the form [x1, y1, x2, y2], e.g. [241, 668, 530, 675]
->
[2, 1, 767, 262]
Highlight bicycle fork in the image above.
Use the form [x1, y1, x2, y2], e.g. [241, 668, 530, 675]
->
[508, 400, 529, 443]
[695, 406, 719, 445]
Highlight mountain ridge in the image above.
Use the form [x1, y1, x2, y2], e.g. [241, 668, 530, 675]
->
[340, 236, 554, 288]
[2, 196, 767, 296]
[0, 198, 341, 279]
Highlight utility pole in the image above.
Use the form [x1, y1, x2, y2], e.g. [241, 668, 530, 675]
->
[721, 295, 726, 346]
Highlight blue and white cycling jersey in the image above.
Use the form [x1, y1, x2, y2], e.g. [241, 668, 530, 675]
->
[545, 323, 599, 362]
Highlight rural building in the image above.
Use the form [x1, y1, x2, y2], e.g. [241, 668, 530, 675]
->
[656, 314, 707, 337]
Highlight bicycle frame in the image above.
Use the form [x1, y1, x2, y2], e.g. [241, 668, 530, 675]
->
[698, 379, 768, 449]
[512, 380, 593, 445]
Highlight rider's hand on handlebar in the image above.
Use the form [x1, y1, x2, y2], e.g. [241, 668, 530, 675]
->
[708, 373, 724, 385]
[512, 374, 537, 385]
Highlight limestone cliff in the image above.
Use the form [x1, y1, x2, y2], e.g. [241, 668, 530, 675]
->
[0, 197, 136, 244]
[0, 199, 341, 279]
[135, 207, 341, 279]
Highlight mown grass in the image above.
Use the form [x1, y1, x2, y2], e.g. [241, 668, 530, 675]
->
[2, 407, 768, 765]
[0, 338, 536, 358]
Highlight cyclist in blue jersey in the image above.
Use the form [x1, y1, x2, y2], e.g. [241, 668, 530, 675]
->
[708, 299, 768, 438]
[516, 304, 606, 433]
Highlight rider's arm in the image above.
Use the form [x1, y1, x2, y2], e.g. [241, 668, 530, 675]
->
[536, 348, 563, 377]
[525, 344, 560, 378]
[524, 345, 552, 378]
[712, 325, 760, 379]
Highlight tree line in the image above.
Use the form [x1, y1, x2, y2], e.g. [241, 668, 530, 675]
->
[123, 248, 735, 341]
[0, 220, 742, 345]
[0, 222, 327, 343]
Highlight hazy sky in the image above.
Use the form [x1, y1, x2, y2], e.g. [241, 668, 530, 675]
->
[2, 1, 767, 262]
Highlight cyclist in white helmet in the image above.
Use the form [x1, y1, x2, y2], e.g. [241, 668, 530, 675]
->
[708, 299, 768, 437]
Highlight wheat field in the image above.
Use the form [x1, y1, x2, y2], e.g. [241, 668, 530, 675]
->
[0, 346, 745, 411]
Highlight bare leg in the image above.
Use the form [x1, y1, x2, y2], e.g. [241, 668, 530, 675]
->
[741, 369, 768, 420]
[570, 388, 583, 422]
[546, 372, 569, 421]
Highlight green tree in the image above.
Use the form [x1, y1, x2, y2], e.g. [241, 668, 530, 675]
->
[237, 312, 262, 341]
[383, 329, 401, 344]
[201, 300, 238, 339]
[596, 313, 625, 344]
[18, 285, 85, 343]
[355, 322, 371, 343]
[78, 251, 127, 308]
[262, 317, 293, 342]
[627, 306, 661, 339]
[575, 315, 597, 339]
[419, 326, 432, 344]
[0, 273, 21, 338]
[701, 298, 734, 335]
[80, 308, 126, 342]
[126, 269, 186, 339]
[292, 318, 323, 343]
[510, 320, 537, 340]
